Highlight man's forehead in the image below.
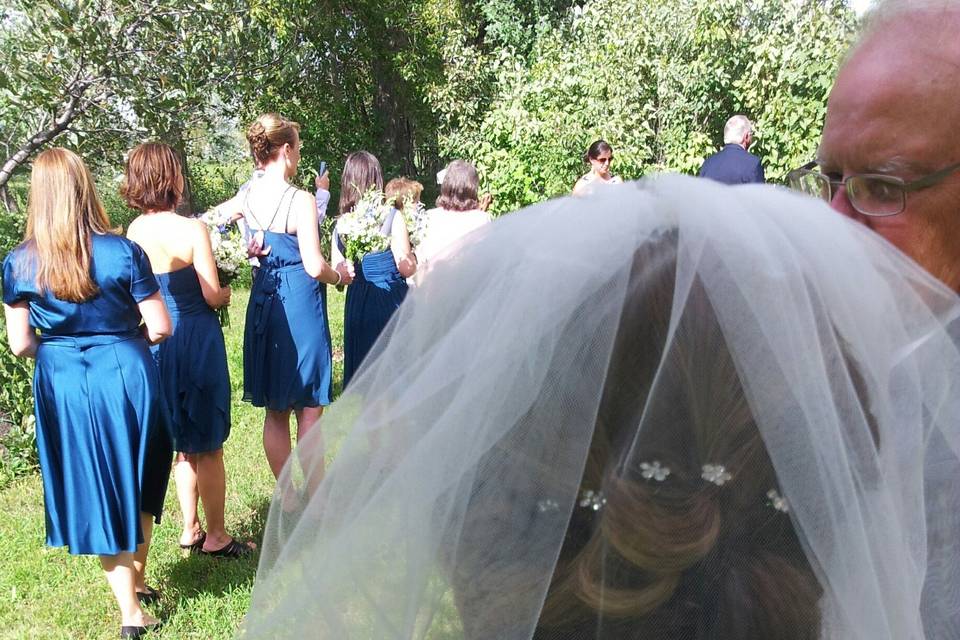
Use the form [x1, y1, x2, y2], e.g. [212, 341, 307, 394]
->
[821, 16, 960, 171]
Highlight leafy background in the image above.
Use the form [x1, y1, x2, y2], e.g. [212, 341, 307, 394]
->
[0, 0, 859, 633]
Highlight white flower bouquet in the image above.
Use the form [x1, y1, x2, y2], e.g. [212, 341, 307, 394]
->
[338, 188, 427, 262]
[200, 207, 247, 326]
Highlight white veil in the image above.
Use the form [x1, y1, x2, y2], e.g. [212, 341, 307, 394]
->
[241, 176, 960, 639]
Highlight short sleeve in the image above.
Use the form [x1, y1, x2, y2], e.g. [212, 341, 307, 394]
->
[2, 250, 28, 305]
[128, 241, 159, 302]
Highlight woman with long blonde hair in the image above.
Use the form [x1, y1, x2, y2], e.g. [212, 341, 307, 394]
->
[2, 148, 172, 638]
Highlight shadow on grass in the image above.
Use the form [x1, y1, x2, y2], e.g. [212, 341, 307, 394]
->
[160, 496, 271, 606]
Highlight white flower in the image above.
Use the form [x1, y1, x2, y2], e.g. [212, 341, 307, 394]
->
[767, 489, 789, 513]
[640, 460, 671, 481]
[701, 464, 733, 486]
[578, 489, 606, 511]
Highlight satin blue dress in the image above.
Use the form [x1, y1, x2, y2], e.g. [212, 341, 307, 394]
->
[1, 235, 172, 556]
[152, 265, 230, 453]
[243, 192, 333, 410]
[338, 208, 409, 388]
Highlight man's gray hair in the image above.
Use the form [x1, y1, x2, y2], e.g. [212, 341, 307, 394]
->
[858, 0, 960, 46]
[723, 115, 753, 145]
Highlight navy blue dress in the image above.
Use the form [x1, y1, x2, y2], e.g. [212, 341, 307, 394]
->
[243, 220, 333, 410]
[340, 208, 408, 388]
[152, 265, 230, 453]
[1, 235, 172, 556]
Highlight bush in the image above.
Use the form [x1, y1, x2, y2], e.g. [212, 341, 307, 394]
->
[441, 0, 856, 214]
[0, 206, 38, 488]
[190, 162, 249, 214]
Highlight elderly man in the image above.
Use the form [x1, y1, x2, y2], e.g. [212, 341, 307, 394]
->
[789, 1, 960, 292]
[698, 115, 765, 185]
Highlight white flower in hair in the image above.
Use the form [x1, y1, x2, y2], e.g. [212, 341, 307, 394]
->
[578, 489, 606, 511]
[640, 460, 671, 481]
[767, 489, 789, 513]
[701, 464, 732, 486]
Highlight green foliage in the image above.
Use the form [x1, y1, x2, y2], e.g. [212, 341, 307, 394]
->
[0, 317, 37, 490]
[0, 0, 289, 191]
[190, 162, 249, 214]
[441, 0, 856, 213]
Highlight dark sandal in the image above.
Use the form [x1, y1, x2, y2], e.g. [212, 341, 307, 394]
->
[200, 538, 255, 559]
[136, 585, 160, 605]
[120, 622, 161, 638]
[179, 531, 206, 556]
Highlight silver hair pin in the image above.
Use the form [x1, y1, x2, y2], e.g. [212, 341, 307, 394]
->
[766, 489, 789, 513]
[701, 464, 732, 486]
[578, 489, 606, 511]
[640, 460, 671, 481]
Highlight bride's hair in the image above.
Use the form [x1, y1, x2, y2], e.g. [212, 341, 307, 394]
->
[536, 234, 823, 638]
[448, 232, 824, 639]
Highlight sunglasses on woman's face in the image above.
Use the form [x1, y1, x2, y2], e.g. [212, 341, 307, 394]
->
[594, 156, 613, 164]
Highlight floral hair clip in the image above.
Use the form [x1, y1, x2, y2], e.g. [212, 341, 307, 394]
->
[578, 489, 607, 511]
[640, 460, 671, 481]
[766, 489, 789, 513]
[701, 464, 732, 486]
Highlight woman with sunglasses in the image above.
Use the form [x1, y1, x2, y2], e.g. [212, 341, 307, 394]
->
[573, 140, 622, 196]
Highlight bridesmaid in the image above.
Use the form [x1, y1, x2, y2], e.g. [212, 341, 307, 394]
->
[2, 148, 172, 638]
[124, 143, 254, 558]
[332, 152, 417, 388]
[219, 113, 353, 492]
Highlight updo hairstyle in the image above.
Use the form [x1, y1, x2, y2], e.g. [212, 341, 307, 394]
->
[536, 234, 822, 639]
[246, 113, 301, 167]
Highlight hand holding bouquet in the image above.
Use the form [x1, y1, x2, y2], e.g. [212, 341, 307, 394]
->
[337, 188, 428, 263]
[200, 208, 248, 326]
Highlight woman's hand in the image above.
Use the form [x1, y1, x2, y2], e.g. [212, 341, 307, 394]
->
[247, 230, 272, 258]
[218, 285, 233, 309]
[315, 171, 330, 192]
[336, 260, 355, 286]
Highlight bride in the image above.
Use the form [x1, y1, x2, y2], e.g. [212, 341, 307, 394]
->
[240, 176, 960, 639]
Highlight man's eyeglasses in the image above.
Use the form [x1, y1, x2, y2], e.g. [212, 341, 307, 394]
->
[787, 160, 960, 216]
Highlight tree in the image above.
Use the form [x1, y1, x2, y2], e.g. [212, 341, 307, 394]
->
[0, 0, 285, 210]
[440, 0, 856, 213]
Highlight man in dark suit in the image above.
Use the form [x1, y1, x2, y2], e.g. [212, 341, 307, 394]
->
[698, 115, 765, 185]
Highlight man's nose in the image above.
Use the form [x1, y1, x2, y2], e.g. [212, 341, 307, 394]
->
[829, 185, 870, 224]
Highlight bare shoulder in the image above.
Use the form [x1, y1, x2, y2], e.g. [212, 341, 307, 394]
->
[292, 188, 316, 210]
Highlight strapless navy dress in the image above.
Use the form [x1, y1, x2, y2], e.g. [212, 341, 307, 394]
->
[152, 265, 230, 452]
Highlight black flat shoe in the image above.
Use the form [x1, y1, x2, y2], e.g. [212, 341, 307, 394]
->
[179, 531, 206, 557]
[200, 538, 256, 559]
[120, 622, 160, 638]
[136, 585, 160, 605]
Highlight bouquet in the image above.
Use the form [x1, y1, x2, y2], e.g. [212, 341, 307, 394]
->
[200, 207, 247, 326]
[338, 188, 427, 263]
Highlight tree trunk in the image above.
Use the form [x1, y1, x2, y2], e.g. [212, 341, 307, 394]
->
[0, 91, 85, 191]
[0, 184, 15, 214]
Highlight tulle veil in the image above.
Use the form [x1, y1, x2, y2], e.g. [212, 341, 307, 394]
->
[241, 176, 960, 639]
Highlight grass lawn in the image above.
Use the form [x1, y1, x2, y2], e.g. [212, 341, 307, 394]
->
[0, 287, 346, 639]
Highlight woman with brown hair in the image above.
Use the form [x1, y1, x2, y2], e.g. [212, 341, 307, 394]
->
[2, 148, 172, 638]
[331, 151, 417, 388]
[572, 139, 623, 196]
[222, 113, 352, 495]
[244, 176, 960, 640]
[416, 160, 492, 276]
[124, 142, 253, 559]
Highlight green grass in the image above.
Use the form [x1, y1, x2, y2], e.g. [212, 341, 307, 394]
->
[0, 287, 346, 639]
